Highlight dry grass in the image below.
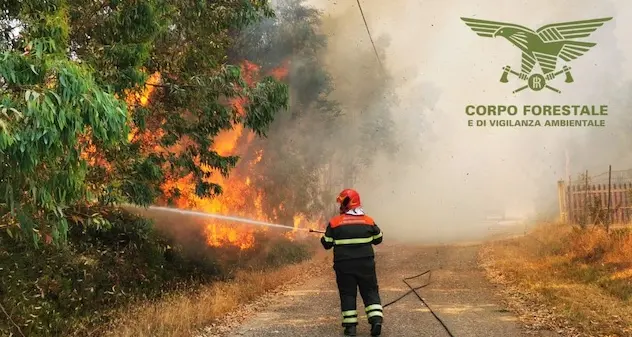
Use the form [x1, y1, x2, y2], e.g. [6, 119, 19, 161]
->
[480, 223, 632, 337]
[104, 251, 329, 337]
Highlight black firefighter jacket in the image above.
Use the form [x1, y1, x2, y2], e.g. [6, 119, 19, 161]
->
[320, 213, 383, 262]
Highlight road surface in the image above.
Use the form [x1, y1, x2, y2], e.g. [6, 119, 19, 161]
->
[222, 242, 556, 337]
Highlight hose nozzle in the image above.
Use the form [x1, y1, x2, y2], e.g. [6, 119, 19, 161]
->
[309, 228, 325, 234]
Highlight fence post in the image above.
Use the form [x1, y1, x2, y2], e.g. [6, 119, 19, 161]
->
[607, 165, 612, 232]
[568, 175, 573, 224]
[557, 180, 567, 222]
[583, 170, 588, 228]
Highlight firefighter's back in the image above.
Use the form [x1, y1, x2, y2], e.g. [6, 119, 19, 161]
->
[326, 213, 383, 262]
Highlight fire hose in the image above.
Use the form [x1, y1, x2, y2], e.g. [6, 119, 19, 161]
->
[309, 229, 456, 337]
[135, 207, 452, 335]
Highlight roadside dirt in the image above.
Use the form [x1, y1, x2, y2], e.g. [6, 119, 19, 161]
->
[202, 240, 560, 337]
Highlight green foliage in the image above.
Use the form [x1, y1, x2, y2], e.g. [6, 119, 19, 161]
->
[0, 208, 222, 336]
[0, 208, 313, 336]
[0, 0, 290, 245]
[0, 2, 129, 245]
[72, 0, 289, 209]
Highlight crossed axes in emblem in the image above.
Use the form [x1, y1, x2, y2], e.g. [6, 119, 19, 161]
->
[499, 65, 574, 94]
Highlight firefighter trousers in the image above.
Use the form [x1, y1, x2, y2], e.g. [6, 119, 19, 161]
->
[334, 257, 383, 327]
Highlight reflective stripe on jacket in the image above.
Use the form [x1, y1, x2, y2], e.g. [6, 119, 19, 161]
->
[320, 213, 383, 262]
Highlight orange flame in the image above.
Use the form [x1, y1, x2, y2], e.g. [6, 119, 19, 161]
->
[80, 72, 162, 174]
[138, 60, 319, 250]
[126, 72, 161, 107]
[270, 59, 290, 80]
[79, 129, 112, 172]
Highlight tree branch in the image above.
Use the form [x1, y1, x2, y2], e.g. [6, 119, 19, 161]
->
[0, 302, 26, 337]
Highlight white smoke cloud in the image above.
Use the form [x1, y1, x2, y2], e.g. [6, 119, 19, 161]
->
[305, 0, 632, 243]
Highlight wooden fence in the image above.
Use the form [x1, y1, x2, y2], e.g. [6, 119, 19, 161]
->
[558, 168, 632, 225]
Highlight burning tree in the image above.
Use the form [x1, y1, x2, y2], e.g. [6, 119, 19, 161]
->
[145, 0, 401, 248]
[229, 0, 340, 222]
[1, 0, 399, 249]
[226, 0, 399, 225]
[156, 0, 341, 248]
[0, 0, 289, 246]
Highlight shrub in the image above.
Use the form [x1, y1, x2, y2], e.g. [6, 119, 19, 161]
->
[263, 237, 313, 268]
[0, 208, 316, 336]
[566, 227, 612, 263]
[0, 208, 220, 336]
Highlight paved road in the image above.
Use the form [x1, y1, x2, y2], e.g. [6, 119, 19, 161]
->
[225, 242, 553, 337]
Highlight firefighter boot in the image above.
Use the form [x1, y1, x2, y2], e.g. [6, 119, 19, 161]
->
[370, 322, 382, 336]
[343, 325, 357, 336]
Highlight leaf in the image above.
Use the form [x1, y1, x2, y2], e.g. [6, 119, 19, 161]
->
[0, 0, 298, 249]
[9, 108, 23, 119]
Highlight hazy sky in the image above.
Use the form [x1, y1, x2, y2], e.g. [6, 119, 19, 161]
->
[299, 0, 632, 242]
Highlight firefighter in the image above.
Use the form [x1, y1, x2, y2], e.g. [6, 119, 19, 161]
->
[321, 188, 384, 337]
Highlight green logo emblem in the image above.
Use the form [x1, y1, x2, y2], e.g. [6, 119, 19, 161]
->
[461, 17, 612, 93]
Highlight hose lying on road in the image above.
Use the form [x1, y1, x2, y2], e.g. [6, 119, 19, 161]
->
[382, 270, 456, 337]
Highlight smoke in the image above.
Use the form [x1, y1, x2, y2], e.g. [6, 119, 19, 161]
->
[292, 0, 632, 243]
[223, 0, 400, 225]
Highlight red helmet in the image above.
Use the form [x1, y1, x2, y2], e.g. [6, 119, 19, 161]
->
[337, 189, 361, 213]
